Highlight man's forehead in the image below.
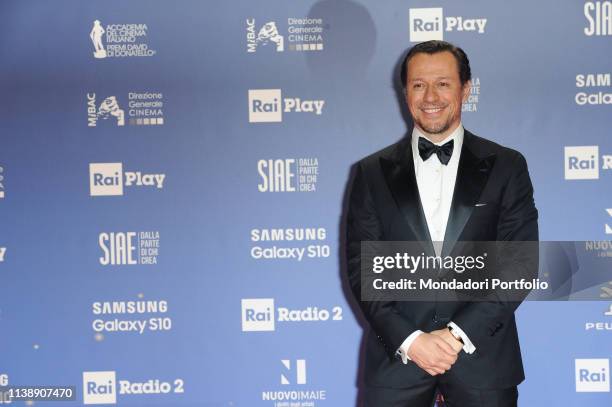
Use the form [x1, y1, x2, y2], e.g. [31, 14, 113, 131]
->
[407, 52, 460, 79]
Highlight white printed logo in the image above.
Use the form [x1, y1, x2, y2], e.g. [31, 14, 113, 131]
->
[409, 8, 487, 42]
[90, 163, 123, 196]
[410, 8, 443, 41]
[90, 20, 107, 58]
[0, 247, 6, 263]
[248, 89, 325, 123]
[87, 94, 125, 127]
[462, 77, 480, 113]
[257, 158, 319, 192]
[249, 89, 282, 122]
[241, 298, 275, 331]
[575, 359, 610, 392]
[89, 20, 156, 59]
[258, 22, 284, 52]
[99, 231, 160, 266]
[605, 304, 612, 316]
[281, 359, 307, 385]
[584, 1, 612, 36]
[247, 20, 285, 52]
[89, 163, 166, 196]
[261, 358, 325, 403]
[247, 18, 324, 53]
[87, 92, 164, 127]
[564, 146, 599, 180]
[83, 371, 116, 404]
[606, 209, 612, 234]
[575, 73, 612, 105]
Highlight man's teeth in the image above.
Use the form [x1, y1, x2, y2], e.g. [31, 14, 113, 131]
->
[423, 107, 443, 113]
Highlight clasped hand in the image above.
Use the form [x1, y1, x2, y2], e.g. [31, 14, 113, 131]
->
[406, 329, 463, 376]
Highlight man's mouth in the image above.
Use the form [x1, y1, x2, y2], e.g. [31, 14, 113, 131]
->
[421, 106, 445, 114]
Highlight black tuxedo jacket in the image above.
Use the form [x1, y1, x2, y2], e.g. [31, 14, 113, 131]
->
[346, 130, 538, 389]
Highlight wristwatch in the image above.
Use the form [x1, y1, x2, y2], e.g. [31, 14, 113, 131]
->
[448, 326, 464, 344]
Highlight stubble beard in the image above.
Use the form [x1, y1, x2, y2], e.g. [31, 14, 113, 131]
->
[415, 115, 452, 136]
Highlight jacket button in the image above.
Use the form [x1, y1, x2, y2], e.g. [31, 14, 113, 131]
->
[433, 314, 439, 322]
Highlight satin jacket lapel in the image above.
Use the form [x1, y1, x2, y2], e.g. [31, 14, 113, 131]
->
[380, 138, 435, 256]
[441, 131, 496, 258]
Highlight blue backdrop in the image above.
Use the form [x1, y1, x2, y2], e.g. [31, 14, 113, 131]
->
[1, 0, 611, 405]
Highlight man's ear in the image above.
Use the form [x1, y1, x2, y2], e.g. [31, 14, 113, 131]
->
[462, 81, 472, 103]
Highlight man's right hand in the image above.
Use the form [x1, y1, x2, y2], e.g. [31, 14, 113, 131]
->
[406, 333, 458, 376]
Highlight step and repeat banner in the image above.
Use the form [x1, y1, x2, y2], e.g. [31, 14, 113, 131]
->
[1, 0, 611, 405]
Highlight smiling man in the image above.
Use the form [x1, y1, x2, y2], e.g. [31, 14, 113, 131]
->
[346, 41, 538, 406]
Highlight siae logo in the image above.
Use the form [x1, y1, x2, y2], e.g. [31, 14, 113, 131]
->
[584, 1, 612, 36]
[89, 163, 166, 196]
[409, 8, 487, 42]
[248, 89, 324, 123]
[99, 232, 137, 265]
[83, 371, 116, 404]
[575, 359, 610, 392]
[87, 94, 125, 127]
[257, 158, 319, 193]
[241, 298, 275, 332]
[281, 359, 307, 385]
[99, 231, 160, 266]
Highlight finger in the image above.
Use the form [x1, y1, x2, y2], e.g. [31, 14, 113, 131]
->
[435, 337, 458, 356]
[433, 362, 452, 371]
[446, 353, 458, 364]
[424, 363, 446, 375]
[425, 369, 438, 376]
[441, 354, 458, 365]
[432, 367, 446, 375]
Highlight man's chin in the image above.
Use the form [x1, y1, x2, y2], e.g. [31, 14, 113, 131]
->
[416, 122, 450, 136]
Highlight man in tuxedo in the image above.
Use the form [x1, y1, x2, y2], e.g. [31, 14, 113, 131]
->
[346, 40, 538, 406]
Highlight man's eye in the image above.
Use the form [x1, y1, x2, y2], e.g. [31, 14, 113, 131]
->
[413, 83, 424, 89]
[439, 82, 449, 87]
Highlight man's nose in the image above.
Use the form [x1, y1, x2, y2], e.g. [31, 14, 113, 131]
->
[423, 85, 439, 103]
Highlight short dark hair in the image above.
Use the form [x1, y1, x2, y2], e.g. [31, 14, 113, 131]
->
[400, 40, 471, 88]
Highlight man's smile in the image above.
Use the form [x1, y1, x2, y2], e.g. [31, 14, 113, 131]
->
[420, 106, 446, 116]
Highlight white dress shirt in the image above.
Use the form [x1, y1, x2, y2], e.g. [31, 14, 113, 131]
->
[397, 124, 476, 364]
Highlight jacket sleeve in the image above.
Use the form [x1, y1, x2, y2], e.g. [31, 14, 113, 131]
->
[450, 151, 539, 347]
[346, 163, 418, 358]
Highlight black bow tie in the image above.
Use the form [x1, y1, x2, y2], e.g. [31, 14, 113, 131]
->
[418, 137, 454, 165]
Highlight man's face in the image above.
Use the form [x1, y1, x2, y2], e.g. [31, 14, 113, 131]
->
[405, 51, 470, 141]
